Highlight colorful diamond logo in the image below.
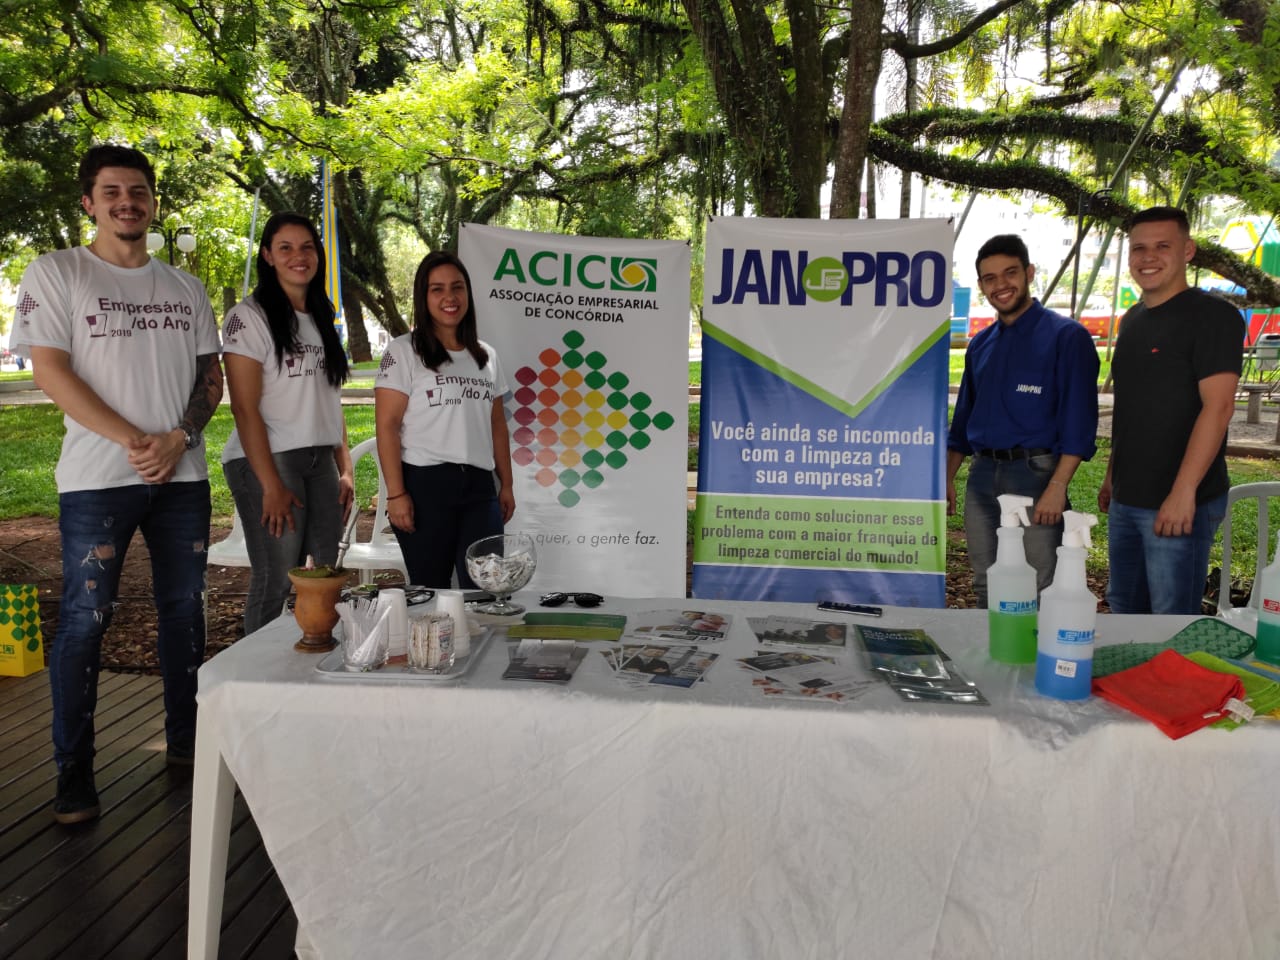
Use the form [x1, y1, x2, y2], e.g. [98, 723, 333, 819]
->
[508, 331, 676, 508]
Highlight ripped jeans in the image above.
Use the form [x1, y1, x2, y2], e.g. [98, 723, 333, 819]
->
[52, 481, 210, 770]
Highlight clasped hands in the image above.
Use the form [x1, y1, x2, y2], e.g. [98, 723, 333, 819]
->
[125, 430, 186, 485]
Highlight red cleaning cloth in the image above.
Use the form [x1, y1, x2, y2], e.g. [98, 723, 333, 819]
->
[1091, 649, 1246, 740]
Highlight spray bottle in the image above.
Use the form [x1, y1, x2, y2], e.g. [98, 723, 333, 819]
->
[987, 494, 1038, 664]
[1034, 510, 1099, 700]
[1256, 530, 1280, 665]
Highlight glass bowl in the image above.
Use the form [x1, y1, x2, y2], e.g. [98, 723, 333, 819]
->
[464, 533, 537, 616]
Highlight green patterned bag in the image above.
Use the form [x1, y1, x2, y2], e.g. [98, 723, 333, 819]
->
[0, 584, 44, 677]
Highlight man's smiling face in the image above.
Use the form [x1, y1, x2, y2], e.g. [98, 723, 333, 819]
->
[977, 253, 1033, 323]
[81, 166, 155, 244]
[1128, 219, 1194, 306]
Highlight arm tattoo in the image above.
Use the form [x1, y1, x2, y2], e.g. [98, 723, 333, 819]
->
[180, 353, 224, 434]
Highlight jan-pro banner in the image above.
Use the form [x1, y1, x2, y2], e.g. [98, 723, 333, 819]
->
[692, 216, 952, 606]
[459, 224, 691, 597]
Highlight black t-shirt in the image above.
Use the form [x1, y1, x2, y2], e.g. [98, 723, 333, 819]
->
[1111, 288, 1244, 509]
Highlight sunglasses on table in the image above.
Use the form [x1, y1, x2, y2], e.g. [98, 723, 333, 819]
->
[539, 592, 604, 608]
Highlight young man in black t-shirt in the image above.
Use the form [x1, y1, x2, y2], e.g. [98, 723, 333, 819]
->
[1099, 207, 1244, 614]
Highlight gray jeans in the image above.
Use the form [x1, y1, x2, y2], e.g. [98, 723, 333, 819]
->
[964, 452, 1065, 607]
[223, 446, 343, 634]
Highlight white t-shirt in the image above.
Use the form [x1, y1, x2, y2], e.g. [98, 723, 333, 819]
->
[11, 247, 220, 492]
[220, 298, 345, 463]
[375, 335, 509, 469]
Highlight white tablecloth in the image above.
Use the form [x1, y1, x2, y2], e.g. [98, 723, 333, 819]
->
[190, 598, 1280, 960]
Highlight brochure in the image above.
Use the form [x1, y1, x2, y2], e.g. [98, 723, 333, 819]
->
[521, 611, 628, 631]
[502, 639, 589, 683]
[737, 650, 877, 702]
[854, 625, 989, 706]
[506, 624, 624, 642]
[854, 625, 951, 679]
[611, 643, 720, 688]
[624, 609, 732, 644]
[747, 616, 849, 648]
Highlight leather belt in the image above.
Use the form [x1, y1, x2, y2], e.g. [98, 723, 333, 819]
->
[976, 447, 1053, 461]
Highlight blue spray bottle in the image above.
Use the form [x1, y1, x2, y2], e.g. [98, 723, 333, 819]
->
[1034, 511, 1099, 700]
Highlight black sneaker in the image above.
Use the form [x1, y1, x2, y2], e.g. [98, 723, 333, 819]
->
[166, 739, 195, 767]
[53, 763, 100, 825]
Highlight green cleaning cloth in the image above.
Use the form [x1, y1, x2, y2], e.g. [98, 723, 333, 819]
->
[1186, 651, 1280, 728]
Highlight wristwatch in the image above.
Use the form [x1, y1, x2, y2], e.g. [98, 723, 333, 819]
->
[182, 427, 201, 450]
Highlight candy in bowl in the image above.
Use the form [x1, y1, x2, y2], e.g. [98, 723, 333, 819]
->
[464, 533, 537, 616]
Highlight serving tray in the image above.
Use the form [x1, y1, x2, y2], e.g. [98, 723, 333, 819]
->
[314, 626, 496, 683]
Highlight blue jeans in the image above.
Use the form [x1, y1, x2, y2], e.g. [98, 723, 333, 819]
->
[1105, 495, 1226, 614]
[964, 454, 1065, 606]
[224, 447, 343, 634]
[52, 481, 210, 770]
[393, 463, 501, 588]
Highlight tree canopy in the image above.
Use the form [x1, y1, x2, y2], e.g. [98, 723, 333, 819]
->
[3, 0, 1280, 333]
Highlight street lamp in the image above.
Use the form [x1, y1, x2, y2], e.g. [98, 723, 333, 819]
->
[147, 222, 197, 265]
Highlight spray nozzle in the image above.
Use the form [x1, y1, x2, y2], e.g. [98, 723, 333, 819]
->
[1063, 510, 1098, 548]
[997, 494, 1034, 528]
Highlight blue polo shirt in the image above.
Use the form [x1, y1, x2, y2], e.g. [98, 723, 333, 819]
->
[947, 299, 1099, 458]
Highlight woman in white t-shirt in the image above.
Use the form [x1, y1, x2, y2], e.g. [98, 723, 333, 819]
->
[375, 251, 514, 587]
[221, 212, 353, 632]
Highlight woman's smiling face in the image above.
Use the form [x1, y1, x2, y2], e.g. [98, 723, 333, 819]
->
[425, 263, 469, 339]
[263, 223, 319, 295]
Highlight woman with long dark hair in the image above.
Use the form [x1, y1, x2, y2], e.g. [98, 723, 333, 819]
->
[375, 251, 514, 587]
[221, 211, 353, 632]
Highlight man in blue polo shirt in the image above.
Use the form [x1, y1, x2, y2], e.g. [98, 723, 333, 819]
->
[947, 234, 1100, 606]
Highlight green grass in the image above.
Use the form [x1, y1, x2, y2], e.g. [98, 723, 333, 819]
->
[0, 370, 35, 383]
[0, 405, 66, 516]
[7, 383, 1277, 591]
[0, 405, 380, 521]
[947, 435, 1280, 584]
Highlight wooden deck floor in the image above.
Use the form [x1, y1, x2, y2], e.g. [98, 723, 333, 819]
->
[0, 670, 298, 959]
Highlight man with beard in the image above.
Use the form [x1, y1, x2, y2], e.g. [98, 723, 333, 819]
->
[10, 145, 223, 824]
[1098, 207, 1243, 614]
[946, 234, 1100, 606]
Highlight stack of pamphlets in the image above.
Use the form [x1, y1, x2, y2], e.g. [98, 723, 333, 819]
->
[601, 643, 719, 688]
[502, 639, 589, 683]
[736, 650, 878, 702]
[747, 616, 849, 648]
[507, 611, 627, 642]
[855, 625, 989, 705]
[623, 609, 732, 643]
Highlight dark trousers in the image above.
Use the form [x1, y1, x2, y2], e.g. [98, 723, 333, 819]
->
[392, 462, 501, 588]
[52, 481, 210, 769]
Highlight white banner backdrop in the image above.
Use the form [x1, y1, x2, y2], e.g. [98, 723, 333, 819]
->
[459, 224, 692, 597]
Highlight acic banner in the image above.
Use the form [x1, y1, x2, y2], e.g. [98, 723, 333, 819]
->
[459, 223, 692, 596]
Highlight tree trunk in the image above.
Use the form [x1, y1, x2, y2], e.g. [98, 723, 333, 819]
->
[898, 3, 920, 218]
[829, 0, 886, 218]
[343, 286, 372, 362]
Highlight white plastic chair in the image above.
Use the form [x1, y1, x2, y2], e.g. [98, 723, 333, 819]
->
[1217, 481, 1280, 628]
[207, 508, 252, 569]
[340, 436, 409, 583]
